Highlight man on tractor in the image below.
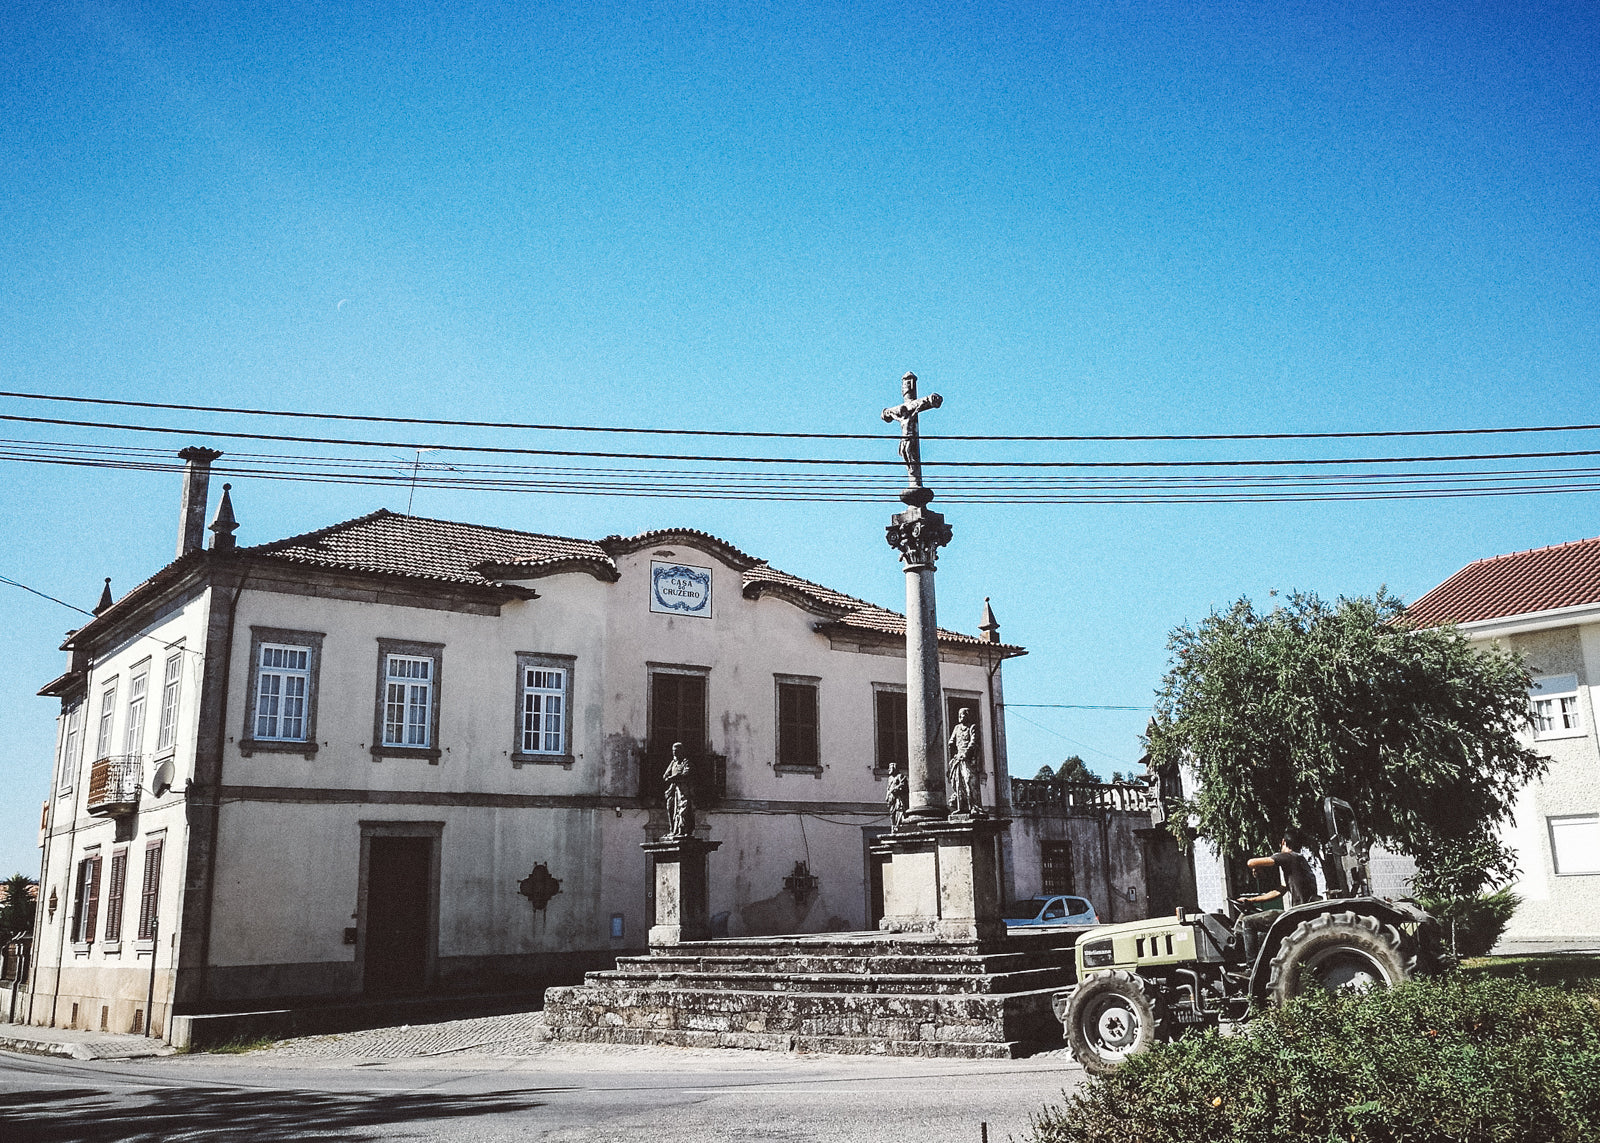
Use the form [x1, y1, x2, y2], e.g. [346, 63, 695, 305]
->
[1236, 829, 1319, 960]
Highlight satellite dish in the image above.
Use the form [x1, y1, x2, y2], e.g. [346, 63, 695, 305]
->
[150, 760, 175, 798]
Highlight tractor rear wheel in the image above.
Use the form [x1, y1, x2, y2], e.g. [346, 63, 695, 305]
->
[1064, 969, 1169, 1075]
[1267, 910, 1414, 1006]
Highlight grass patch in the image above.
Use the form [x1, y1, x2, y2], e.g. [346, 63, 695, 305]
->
[1030, 974, 1600, 1143]
[1461, 953, 1600, 989]
[200, 1035, 278, 1054]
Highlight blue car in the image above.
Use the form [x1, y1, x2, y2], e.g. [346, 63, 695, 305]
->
[1004, 894, 1100, 927]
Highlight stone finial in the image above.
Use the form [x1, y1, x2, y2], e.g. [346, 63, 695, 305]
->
[93, 578, 113, 615]
[209, 483, 238, 551]
[980, 597, 1000, 644]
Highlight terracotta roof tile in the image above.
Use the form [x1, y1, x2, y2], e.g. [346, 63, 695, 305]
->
[236, 510, 1013, 649]
[245, 510, 611, 586]
[1407, 535, 1600, 627]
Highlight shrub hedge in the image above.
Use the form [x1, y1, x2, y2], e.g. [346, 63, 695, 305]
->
[1413, 888, 1521, 958]
[1029, 974, 1600, 1143]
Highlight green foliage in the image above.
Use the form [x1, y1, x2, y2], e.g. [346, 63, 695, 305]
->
[1056, 755, 1097, 785]
[1035, 765, 1058, 781]
[1030, 975, 1600, 1143]
[0, 873, 37, 938]
[1416, 887, 1522, 958]
[1146, 590, 1545, 884]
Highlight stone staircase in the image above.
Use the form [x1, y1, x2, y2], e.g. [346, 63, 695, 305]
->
[543, 930, 1081, 1058]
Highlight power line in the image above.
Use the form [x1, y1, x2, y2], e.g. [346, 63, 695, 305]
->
[10, 412, 1600, 469]
[5, 389, 1600, 444]
[1002, 703, 1149, 711]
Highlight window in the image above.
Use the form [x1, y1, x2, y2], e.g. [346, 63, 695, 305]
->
[514, 653, 575, 764]
[1532, 675, 1584, 740]
[643, 668, 719, 802]
[58, 700, 84, 790]
[256, 645, 310, 740]
[372, 640, 443, 759]
[775, 677, 820, 771]
[156, 652, 182, 753]
[1041, 841, 1075, 896]
[95, 683, 117, 759]
[123, 665, 149, 756]
[103, 849, 128, 943]
[137, 839, 164, 941]
[385, 657, 432, 746]
[1550, 815, 1600, 875]
[242, 628, 324, 756]
[71, 854, 102, 944]
[873, 686, 908, 774]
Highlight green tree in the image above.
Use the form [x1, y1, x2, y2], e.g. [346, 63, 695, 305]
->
[0, 873, 37, 938]
[1056, 755, 1097, 785]
[1145, 590, 1544, 889]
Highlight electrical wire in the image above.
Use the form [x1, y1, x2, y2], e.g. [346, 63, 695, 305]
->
[6, 389, 1600, 444]
[9, 412, 1600, 469]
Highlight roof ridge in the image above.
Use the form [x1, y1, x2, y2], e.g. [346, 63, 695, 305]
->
[749, 563, 887, 614]
[243, 508, 396, 555]
[1454, 533, 1600, 569]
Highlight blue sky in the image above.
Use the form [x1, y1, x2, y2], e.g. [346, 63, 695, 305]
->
[2, 2, 1597, 876]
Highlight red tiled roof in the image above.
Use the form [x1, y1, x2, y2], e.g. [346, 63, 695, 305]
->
[237, 510, 1014, 650]
[1406, 535, 1600, 627]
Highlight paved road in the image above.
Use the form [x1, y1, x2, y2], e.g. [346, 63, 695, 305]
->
[1, 1040, 1087, 1143]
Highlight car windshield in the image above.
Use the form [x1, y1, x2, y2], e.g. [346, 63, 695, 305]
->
[1003, 898, 1049, 919]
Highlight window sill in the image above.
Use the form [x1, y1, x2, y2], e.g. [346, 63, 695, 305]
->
[370, 745, 442, 764]
[512, 753, 575, 769]
[134, 940, 155, 956]
[241, 738, 319, 759]
[774, 764, 823, 778]
[71, 942, 91, 958]
[101, 941, 122, 955]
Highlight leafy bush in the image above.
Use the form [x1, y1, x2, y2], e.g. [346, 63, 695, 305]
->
[1029, 975, 1600, 1143]
[1414, 887, 1521, 957]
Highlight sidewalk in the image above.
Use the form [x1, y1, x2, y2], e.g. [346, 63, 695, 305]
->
[0, 1021, 177, 1061]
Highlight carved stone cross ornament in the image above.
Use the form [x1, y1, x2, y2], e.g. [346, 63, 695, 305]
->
[881, 372, 942, 506]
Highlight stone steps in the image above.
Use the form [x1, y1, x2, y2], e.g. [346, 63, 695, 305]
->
[544, 982, 1066, 1057]
[544, 932, 1081, 1059]
[590, 966, 1070, 996]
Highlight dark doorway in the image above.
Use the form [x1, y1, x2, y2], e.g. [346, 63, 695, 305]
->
[1041, 840, 1076, 896]
[642, 671, 713, 802]
[363, 835, 433, 994]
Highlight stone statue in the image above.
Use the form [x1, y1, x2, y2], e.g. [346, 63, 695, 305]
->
[946, 707, 984, 817]
[881, 372, 943, 495]
[663, 742, 695, 839]
[885, 764, 909, 832]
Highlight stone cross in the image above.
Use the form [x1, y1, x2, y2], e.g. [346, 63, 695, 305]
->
[881, 372, 943, 504]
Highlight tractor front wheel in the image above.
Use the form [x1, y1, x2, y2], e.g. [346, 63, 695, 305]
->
[1064, 969, 1168, 1075]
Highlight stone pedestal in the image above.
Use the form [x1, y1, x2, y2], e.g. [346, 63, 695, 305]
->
[872, 817, 1010, 944]
[643, 836, 722, 946]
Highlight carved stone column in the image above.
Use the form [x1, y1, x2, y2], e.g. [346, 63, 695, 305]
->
[886, 498, 953, 819]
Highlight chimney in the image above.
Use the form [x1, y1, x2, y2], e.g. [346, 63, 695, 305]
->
[176, 447, 223, 557]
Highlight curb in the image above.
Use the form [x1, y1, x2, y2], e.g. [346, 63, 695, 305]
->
[0, 1034, 175, 1061]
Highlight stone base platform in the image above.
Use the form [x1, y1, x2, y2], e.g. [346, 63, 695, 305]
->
[543, 930, 1080, 1059]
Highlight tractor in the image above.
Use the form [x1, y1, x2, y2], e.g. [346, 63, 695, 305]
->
[1053, 798, 1448, 1074]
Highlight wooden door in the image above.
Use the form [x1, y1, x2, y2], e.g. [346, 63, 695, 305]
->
[363, 836, 433, 994]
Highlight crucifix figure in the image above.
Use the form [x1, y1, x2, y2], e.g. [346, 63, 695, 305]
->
[882, 372, 942, 500]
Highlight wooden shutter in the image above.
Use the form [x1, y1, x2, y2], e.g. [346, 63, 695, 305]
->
[874, 690, 907, 772]
[82, 856, 103, 943]
[777, 682, 818, 769]
[137, 841, 164, 941]
[1041, 841, 1075, 897]
[104, 851, 128, 942]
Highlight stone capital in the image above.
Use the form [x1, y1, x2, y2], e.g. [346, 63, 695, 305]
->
[885, 505, 953, 570]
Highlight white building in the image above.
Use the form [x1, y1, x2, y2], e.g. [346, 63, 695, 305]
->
[1409, 536, 1600, 948]
[27, 452, 1022, 1037]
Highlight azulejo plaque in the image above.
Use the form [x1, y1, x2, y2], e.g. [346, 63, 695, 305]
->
[650, 561, 712, 618]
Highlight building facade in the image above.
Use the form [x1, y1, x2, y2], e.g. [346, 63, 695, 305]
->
[27, 453, 1023, 1036]
[1409, 536, 1600, 948]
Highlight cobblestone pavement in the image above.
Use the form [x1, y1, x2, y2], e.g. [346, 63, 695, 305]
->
[249, 1011, 555, 1060]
